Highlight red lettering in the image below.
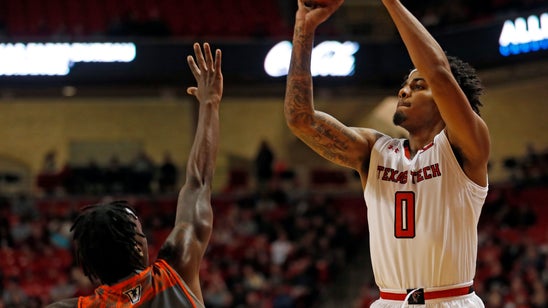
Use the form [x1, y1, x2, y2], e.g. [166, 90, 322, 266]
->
[431, 163, 441, 177]
[389, 169, 399, 182]
[410, 171, 417, 184]
[423, 166, 432, 179]
[396, 170, 408, 184]
[416, 169, 424, 183]
[382, 168, 391, 181]
[377, 166, 385, 179]
[377, 164, 440, 185]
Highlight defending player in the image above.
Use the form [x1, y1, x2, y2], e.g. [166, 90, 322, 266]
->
[46, 42, 223, 307]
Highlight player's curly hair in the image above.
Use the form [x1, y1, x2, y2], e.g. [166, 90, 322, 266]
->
[446, 55, 484, 116]
[71, 200, 146, 285]
[403, 55, 484, 116]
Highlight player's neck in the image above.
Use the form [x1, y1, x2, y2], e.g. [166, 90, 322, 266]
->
[406, 128, 442, 158]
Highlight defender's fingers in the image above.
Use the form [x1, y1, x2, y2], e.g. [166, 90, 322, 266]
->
[203, 43, 214, 70]
[194, 42, 207, 70]
[215, 49, 222, 73]
[187, 87, 197, 96]
[187, 55, 200, 80]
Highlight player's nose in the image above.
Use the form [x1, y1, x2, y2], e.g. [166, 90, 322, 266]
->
[398, 87, 409, 99]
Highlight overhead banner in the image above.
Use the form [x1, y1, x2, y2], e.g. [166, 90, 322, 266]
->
[0, 43, 136, 76]
[0, 11, 546, 88]
[498, 12, 548, 56]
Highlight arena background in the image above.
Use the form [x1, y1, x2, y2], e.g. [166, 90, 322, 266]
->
[0, 77, 547, 192]
[0, 0, 546, 307]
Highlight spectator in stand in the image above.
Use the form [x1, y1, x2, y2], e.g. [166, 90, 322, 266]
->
[41, 150, 58, 174]
[501, 201, 537, 229]
[271, 228, 293, 266]
[139, 8, 171, 37]
[2, 277, 29, 306]
[106, 10, 141, 37]
[79, 158, 103, 195]
[49, 274, 77, 303]
[254, 140, 275, 192]
[9, 193, 38, 219]
[203, 265, 234, 307]
[37, 150, 63, 195]
[103, 155, 127, 194]
[0, 212, 14, 248]
[130, 151, 155, 194]
[158, 152, 179, 193]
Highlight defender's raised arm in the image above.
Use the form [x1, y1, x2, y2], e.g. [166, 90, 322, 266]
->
[159, 42, 223, 304]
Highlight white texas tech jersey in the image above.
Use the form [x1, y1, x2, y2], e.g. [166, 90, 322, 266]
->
[364, 130, 488, 290]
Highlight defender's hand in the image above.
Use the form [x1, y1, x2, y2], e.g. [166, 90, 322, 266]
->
[186, 42, 223, 105]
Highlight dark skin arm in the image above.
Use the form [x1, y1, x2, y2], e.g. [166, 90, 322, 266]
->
[284, 0, 380, 188]
[158, 42, 222, 303]
[381, 0, 490, 186]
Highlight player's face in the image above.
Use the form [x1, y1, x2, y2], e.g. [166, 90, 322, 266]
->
[393, 69, 440, 129]
[133, 216, 149, 266]
[125, 207, 149, 266]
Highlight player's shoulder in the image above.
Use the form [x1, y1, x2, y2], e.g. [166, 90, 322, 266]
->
[353, 127, 386, 149]
[45, 297, 79, 308]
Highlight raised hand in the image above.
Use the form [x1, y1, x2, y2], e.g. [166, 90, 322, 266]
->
[186, 42, 223, 105]
[296, 0, 344, 30]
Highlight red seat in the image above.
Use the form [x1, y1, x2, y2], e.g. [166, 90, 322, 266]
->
[497, 227, 523, 244]
[21, 281, 52, 298]
[82, 0, 108, 35]
[310, 168, 348, 186]
[526, 225, 547, 244]
[42, 0, 66, 34]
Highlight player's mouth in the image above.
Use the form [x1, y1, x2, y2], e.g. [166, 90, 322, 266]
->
[397, 100, 411, 107]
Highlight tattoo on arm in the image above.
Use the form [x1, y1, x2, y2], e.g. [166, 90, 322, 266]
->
[286, 79, 311, 110]
[292, 26, 313, 73]
[313, 115, 357, 165]
[286, 24, 364, 168]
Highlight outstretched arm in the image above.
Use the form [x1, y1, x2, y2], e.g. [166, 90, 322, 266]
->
[284, 0, 378, 176]
[382, 0, 489, 185]
[159, 42, 222, 301]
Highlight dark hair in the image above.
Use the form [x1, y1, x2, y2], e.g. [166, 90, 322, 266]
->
[71, 200, 146, 285]
[403, 56, 484, 115]
[446, 55, 484, 116]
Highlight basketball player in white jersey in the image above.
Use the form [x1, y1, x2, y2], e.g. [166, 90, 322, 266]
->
[284, 1, 489, 307]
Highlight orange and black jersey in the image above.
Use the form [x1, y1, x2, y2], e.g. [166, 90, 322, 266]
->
[78, 259, 204, 308]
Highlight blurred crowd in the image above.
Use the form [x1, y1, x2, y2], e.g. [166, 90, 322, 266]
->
[502, 144, 548, 189]
[0, 0, 546, 307]
[0, 0, 289, 40]
[0, 144, 545, 307]
[0, 0, 546, 40]
[1, 171, 366, 307]
[36, 150, 179, 196]
[404, 0, 546, 31]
